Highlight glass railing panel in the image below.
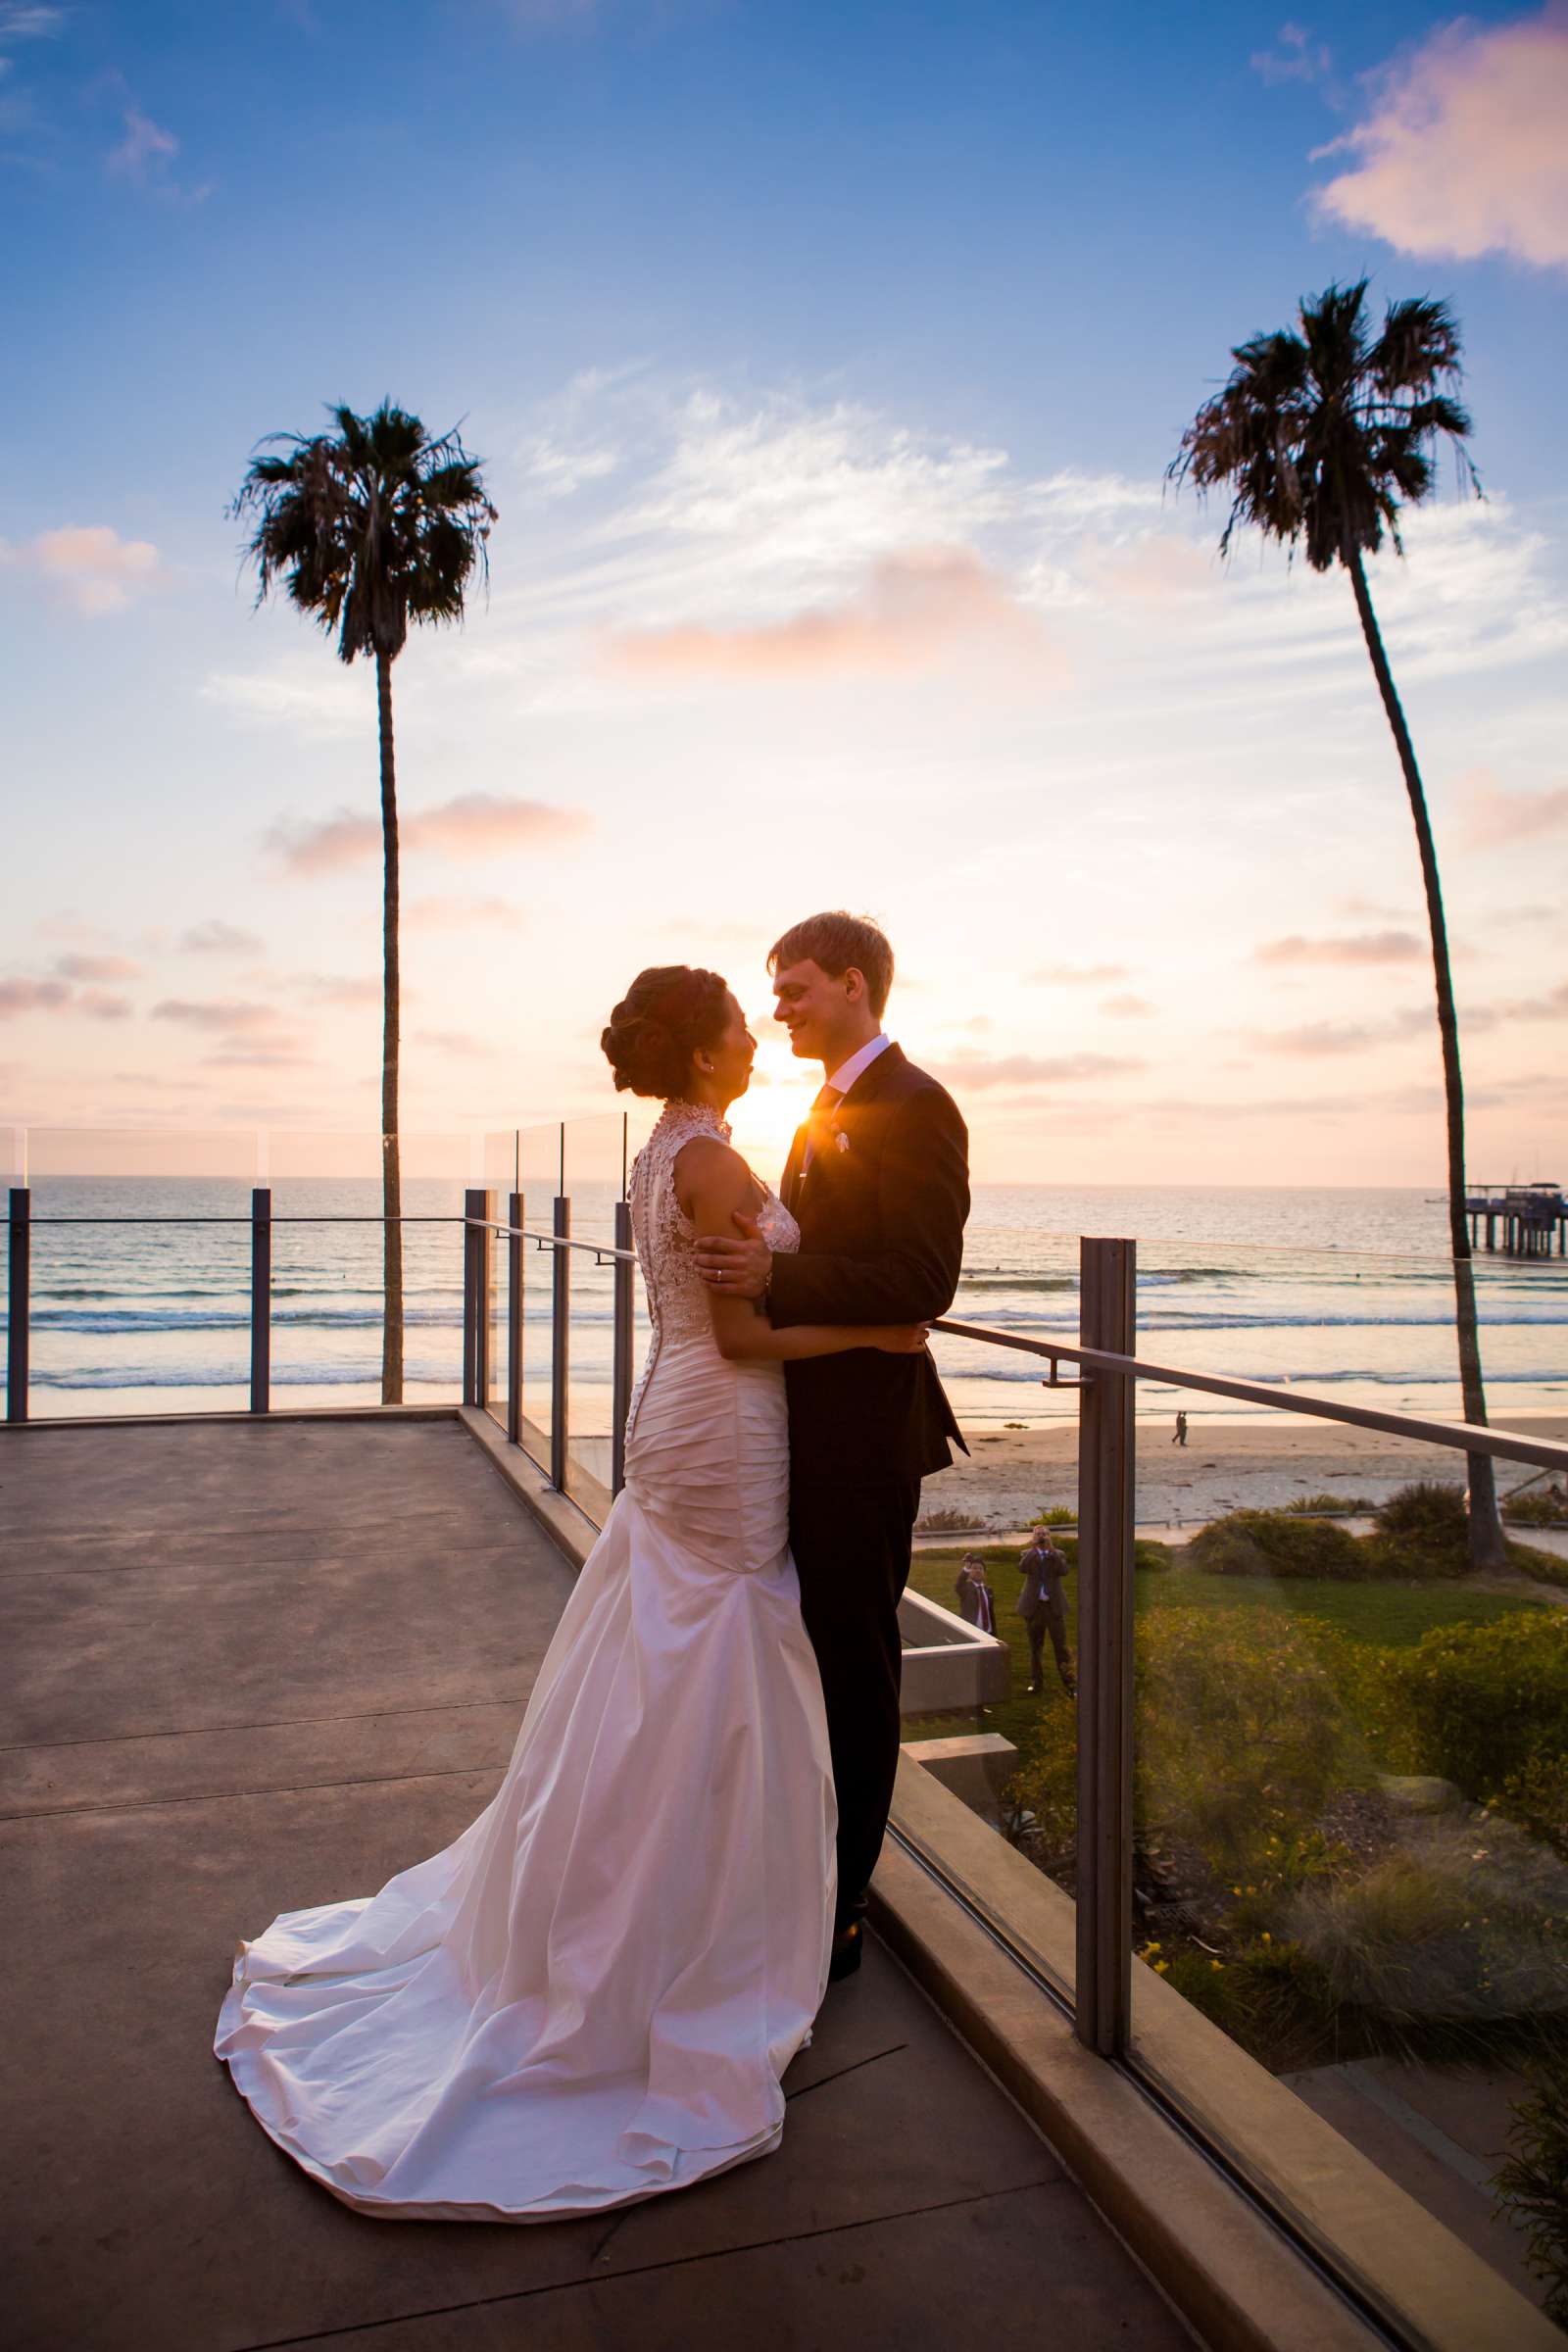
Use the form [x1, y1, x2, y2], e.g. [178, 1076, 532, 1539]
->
[16, 1129, 260, 1418]
[902, 1231, 1082, 1972]
[513, 1123, 563, 1472]
[263, 1132, 470, 1407]
[1127, 1306, 1568, 2313]
[560, 1113, 627, 1522]
[479, 1133, 519, 1435]
[1131, 1223, 1568, 1433]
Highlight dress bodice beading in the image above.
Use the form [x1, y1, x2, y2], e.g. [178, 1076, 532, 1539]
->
[623, 1102, 800, 1574]
[626, 1101, 800, 1396]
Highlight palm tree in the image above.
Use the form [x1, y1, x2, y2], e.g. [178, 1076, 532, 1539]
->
[234, 403, 498, 1404]
[1170, 279, 1504, 1570]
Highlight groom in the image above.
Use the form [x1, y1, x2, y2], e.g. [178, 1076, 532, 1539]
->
[696, 911, 969, 1981]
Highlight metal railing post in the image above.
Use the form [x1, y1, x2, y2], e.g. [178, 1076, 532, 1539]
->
[249, 1187, 271, 1414]
[551, 1195, 570, 1490]
[611, 1198, 634, 1494]
[475, 1188, 494, 1410]
[1075, 1236, 1137, 2057]
[7, 1187, 29, 1424]
[507, 1190, 524, 1447]
[463, 1187, 485, 1407]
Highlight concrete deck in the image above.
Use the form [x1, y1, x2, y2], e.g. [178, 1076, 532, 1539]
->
[3, 1417, 1191, 2352]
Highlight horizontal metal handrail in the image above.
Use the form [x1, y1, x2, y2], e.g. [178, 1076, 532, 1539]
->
[0, 1213, 474, 1227]
[471, 1217, 635, 1264]
[933, 1315, 1568, 1474]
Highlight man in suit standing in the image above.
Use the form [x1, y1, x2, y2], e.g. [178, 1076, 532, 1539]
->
[695, 911, 969, 1982]
[1017, 1523, 1076, 1698]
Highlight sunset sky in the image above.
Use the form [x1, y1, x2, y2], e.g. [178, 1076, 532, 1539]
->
[3, 0, 1565, 1184]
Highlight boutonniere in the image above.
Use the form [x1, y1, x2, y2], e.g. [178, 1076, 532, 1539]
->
[835, 1129, 851, 1154]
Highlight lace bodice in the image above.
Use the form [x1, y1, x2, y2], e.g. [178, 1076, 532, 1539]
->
[628, 1102, 799, 1355]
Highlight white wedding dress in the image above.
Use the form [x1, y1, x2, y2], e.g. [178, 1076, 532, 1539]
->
[215, 1102, 836, 2221]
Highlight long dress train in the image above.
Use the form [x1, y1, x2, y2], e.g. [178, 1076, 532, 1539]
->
[214, 1102, 836, 2221]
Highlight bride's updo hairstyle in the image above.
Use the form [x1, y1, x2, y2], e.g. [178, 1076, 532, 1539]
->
[601, 965, 730, 1101]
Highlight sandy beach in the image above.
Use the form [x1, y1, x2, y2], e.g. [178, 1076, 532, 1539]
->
[921, 1411, 1568, 1538]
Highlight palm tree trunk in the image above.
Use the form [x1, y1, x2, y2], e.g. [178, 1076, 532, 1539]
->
[1345, 546, 1504, 1569]
[377, 647, 405, 1407]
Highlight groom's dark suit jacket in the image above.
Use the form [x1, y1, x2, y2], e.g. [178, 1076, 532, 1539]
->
[766, 1045, 970, 1486]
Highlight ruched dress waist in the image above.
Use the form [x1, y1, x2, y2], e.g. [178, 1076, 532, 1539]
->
[624, 1332, 790, 1576]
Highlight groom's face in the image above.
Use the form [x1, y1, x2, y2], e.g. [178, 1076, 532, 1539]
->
[772, 957, 863, 1064]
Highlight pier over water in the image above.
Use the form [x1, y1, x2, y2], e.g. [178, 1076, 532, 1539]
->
[1464, 1180, 1567, 1258]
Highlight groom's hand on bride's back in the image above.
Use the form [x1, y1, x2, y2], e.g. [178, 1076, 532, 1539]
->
[694, 1212, 772, 1299]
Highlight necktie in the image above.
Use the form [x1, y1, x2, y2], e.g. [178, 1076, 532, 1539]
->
[800, 1083, 843, 1177]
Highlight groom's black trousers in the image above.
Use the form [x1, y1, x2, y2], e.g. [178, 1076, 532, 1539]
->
[790, 1473, 922, 1934]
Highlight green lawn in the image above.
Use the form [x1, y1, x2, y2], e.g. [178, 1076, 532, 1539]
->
[907, 1543, 1548, 1755]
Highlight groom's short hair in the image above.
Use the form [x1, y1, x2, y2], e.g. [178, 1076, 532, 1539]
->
[769, 911, 894, 1017]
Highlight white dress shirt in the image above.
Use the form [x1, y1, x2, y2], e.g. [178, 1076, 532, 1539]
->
[825, 1032, 892, 1100]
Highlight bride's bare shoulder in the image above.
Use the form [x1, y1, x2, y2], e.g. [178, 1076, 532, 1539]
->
[673, 1135, 761, 1213]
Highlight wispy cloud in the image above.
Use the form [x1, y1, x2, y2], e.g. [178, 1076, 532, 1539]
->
[52, 952, 142, 981]
[0, 6, 66, 47]
[607, 546, 1055, 684]
[269, 793, 591, 874]
[405, 895, 517, 931]
[520, 434, 622, 501]
[199, 1042, 313, 1069]
[1251, 23, 1333, 86]
[202, 663, 364, 739]
[4, 524, 162, 615]
[1250, 1019, 1380, 1057]
[1253, 930, 1425, 965]
[107, 103, 176, 180]
[1100, 993, 1155, 1018]
[150, 998, 282, 1033]
[1463, 772, 1568, 847]
[1312, 5, 1568, 270]
[928, 1050, 1146, 1091]
[0, 977, 71, 1017]
[294, 973, 382, 1007]
[412, 1027, 495, 1056]
[181, 919, 264, 956]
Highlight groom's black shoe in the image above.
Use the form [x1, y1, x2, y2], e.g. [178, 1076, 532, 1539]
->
[828, 1921, 863, 1983]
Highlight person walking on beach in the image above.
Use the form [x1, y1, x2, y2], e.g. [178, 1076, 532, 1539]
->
[956, 1550, 996, 1635]
[1018, 1523, 1074, 1697]
[1172, 1410, 1188, 1447]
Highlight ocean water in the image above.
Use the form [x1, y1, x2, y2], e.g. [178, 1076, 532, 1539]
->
[3, 1177, 1564, 1431]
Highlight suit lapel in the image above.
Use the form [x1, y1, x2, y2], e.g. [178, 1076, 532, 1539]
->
[788, 1045, 906, 1215]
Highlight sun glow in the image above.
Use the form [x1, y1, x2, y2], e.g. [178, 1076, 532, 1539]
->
[727, 1032, 816, 1181]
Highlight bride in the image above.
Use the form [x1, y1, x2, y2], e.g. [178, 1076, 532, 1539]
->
[215, 964, 928, 2222]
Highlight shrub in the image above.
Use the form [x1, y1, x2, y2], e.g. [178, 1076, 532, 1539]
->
[1386, 1613, 1568, 1798]
[1505, 1490, 1568, 1529]
[1500, 1752, 1568, 1863]
[1033, 1505, 1077, 1527]
[1368, 1481, 1469, 1580]
[1186, 1509, 1366, 1581]
[1005, 1606, 1360, 1873]
[1027, 1533, 1173, 1574]
[1494, 2049, 1568, 2326]
[1137, 1606, 1361, 1873]
[1283, 1493, 1376, 1517]
[1511, 1543, 1568, 1592]
[1283, 1824, 1568, 2033]
[916, 1505, 987, 1533]
[1154, 1936, 1343, 2066]
[1004, 1694, 1077, 1856]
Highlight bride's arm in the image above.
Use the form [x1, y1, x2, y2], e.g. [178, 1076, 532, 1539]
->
[678, 1140, 927, 1364]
